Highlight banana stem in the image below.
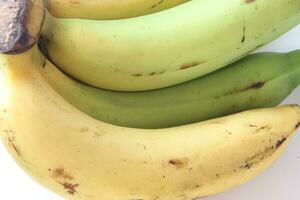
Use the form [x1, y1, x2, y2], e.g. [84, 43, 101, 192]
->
[0, 0, 45, 54]
[0, 0, 27, 53]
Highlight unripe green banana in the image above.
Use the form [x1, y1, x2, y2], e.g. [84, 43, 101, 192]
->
[1, 45, 300, 200]
[46, 0, 191, 20]
[41, 0, 300, 91]
[41, 50, 300, 128]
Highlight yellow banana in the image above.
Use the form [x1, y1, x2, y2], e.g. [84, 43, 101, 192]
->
[46, 0, 191, 20]
[0, 45, 299, 200]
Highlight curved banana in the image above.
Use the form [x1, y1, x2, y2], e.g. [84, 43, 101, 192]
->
[40, 0, 300, 91]
[41, 50, 300, 128]
[0, 45, 300, 200]
[46, 0, 191, 20]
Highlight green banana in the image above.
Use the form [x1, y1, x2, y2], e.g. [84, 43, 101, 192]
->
[46, 0, 191, 20]
[41, 0, 300, 91]
[41, 49, 300, 128]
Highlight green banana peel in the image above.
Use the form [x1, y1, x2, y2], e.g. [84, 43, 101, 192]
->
[41, 50, 300, 128]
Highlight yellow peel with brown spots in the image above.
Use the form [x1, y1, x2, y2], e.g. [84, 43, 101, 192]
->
[0, 46, 300, 200]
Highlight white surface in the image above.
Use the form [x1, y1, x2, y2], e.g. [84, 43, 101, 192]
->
[0, 26, 300, 200]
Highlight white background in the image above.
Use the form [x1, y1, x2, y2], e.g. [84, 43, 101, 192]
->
[0, 26, 300, 200]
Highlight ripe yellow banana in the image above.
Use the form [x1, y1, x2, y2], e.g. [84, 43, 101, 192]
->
[40, 0, 300, 91]
[46, 0, 191, 20]
[0, 45, 300, 200]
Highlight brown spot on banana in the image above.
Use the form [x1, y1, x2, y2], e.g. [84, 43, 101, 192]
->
[180, 61, 206, 70]
[149, 72, 157, 76]
[93, 131, 103, 138]
[247, 82, 265, 89]
[245, 0, 256, 4]
[132, 73, 143, 77]
[60, 182, 79, 195]
[249, 125, 272, 133]
[275, 137, 286, 149]
[4, 130, 19, 156]
[241, 25, 246, 43]
[295, 121, 300, 129]
[7, 135, 21, 157]
[159, 70, 166, 75]
[50, 167, 74, 180]
[4, 131, 35, 166]
[238, 136, 287, 170]
[226, 131, 233, 135]
[150, 0, 164, 9]
[80, 127, 89, 132]
[49, 167, 79, 195]
[224, 81, 265, 96]
[132, 69, 167, 77]
[168, 158, 189, 169]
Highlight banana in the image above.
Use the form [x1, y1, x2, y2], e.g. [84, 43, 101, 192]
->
[46, 0, 191, 20]
[39, 0, 300, 91]
[1, 45, 300, 200]
[41, 49, 300, 128]
[0, 0, 44, 54]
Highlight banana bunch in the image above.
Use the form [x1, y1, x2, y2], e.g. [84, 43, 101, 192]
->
[0, 0, 300, 200]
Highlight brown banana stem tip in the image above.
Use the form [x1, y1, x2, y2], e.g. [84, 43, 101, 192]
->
[0, 0, 44, 54]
